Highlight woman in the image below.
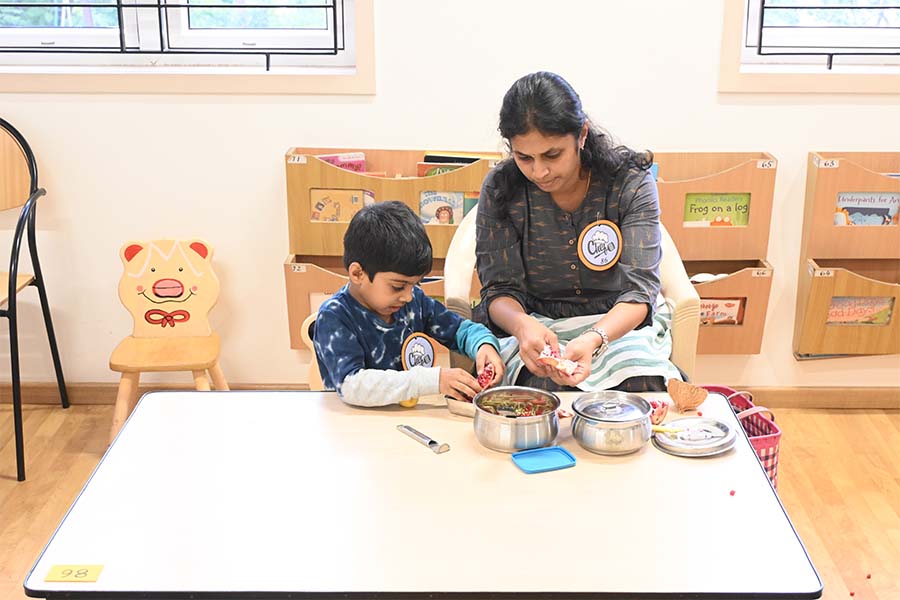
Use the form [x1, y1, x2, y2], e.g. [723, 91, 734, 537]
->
[475, 71, 682, 392]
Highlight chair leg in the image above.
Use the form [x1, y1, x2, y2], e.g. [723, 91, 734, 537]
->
[208, 362, 229, 391]
[192, 370, 211, 391]
[10, 315, 25, 481]
[110, 372, 140, 444]
[31, 273, 69, 410]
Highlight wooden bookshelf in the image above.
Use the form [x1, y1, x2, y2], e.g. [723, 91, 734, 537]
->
[793, 258, 900, 358]
[685, 259, 774, 354]
[801, 152, 900, 259]
[792, 152, 900, 358]
[283, 255, 481, 350]
[654, 152, 777, 261]
[284, 147, 500, 260]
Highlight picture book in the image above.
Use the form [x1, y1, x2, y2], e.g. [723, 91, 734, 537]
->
[310, 188, 375, 222]
[314, 152, 366, 173]
[419, 191, 464, 225]
[683, 193, 751, 227]
[417, 162, 465, 177]
[834, 192, 899, 226]
[826, 296, 894, 326]
[699, 298, 745, 326]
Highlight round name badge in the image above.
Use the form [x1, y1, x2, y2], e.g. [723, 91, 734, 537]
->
[401, 333, 437, 370]
[577, 219, 622, 271]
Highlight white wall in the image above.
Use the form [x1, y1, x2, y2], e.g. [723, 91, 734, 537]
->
[1, 0, 899, 388]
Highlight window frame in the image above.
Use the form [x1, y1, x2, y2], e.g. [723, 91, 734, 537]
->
[0, 0, 373, 94]
[719, 0, 900, 94]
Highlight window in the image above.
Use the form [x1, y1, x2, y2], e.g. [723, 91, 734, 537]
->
[719, 0, 900, 93]
[0, 0, 353, 70]
[743, 0, 900, 70]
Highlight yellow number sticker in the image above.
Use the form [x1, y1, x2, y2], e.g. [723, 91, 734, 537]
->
[45, 565, 103, 583]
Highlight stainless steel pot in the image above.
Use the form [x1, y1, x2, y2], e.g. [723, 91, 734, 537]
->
[472, 386, 561, 453]
[571, 391, 651, 455]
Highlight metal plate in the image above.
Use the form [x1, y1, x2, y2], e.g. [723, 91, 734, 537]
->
[652, 417, 736, 457]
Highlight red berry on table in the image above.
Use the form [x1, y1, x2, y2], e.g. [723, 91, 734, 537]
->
[729, 490, 735, 496]
[850, 592, 855, 597]
[867, 574, 872, 579]
[697, 411, 703, 417]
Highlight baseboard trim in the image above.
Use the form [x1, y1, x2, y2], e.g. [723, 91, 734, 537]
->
[2, 382, 897, 409]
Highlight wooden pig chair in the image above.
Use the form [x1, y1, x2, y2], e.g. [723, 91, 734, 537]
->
[109, 239, 228, 441]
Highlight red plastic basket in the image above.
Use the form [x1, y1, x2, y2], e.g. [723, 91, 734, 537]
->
[702, 385, 782, 489]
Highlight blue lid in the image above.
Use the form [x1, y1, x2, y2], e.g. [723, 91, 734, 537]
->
[511, 446, 576, 474]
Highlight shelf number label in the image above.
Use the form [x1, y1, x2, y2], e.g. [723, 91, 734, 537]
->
[45, 565, 103, 583]
[756, 159, 776, 169]
[814, 269, 834, 278]
[814, 157, 839, 169]
[287, 155, 307, 164]
[751, 269, 772, 278]
[291, 264, 307, 273]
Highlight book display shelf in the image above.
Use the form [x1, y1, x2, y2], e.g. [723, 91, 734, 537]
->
[793, 152, 900, 358]
[283, 147, 496, 350]
[655, 152, 777, 354]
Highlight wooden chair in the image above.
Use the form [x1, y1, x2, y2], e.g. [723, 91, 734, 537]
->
[443, 206, 700, 380]
[0, 117, 69, 481]
[109, 239, 228, 442]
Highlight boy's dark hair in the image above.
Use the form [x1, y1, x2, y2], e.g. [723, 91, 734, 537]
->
[343, 201, 433, 280]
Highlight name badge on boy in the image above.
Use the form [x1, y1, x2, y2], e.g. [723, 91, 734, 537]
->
[401, 333, 437, 370]
[577, 219, 622, 271]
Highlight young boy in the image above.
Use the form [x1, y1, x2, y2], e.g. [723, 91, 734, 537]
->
[313, 201, 505, 407]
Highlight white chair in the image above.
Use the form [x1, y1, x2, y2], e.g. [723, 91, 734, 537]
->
[443, 205, 700, 380]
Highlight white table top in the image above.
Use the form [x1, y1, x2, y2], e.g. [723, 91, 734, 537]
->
[26, 390, 822, 599]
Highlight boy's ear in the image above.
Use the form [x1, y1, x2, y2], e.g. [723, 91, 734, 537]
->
[347, 262, 367, 284]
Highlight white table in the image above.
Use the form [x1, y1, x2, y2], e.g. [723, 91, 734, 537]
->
[26, 390, 822, 599]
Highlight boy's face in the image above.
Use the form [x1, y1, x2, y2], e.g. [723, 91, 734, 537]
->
[347, 262, 422, 322]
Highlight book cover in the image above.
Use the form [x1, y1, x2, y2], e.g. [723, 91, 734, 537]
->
[826, 296, 894, 326]
[310, 188, 375, 222]
[417, 162, 465, 177]
[419, 191, 464, 225]
[315, 151, 367, 173]
[834, 192, 899, 226]
[683, 193, 751, 227]
[699, 298, 745, 326]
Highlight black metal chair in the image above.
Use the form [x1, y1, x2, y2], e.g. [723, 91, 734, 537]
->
[0, 117, 68, 481]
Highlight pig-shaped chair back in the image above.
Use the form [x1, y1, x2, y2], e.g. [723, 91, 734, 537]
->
[118, 239, 220, 338]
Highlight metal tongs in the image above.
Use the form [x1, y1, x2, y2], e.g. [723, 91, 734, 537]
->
[397, 424, 450, 454]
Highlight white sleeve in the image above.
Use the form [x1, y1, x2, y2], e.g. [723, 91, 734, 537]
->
[339, 366, 440, 407]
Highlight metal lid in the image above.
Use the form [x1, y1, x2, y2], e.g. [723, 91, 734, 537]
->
[652, 417, 736, 457]
[572, 391, 651, 424]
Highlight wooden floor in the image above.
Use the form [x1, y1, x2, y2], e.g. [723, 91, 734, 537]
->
[1, 404, 898, 599]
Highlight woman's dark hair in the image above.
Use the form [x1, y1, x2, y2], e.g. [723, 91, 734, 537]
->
[493, 71, 652, 214]
[343, 201, 432, 280]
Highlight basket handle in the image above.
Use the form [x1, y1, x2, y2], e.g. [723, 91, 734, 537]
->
[737, 405, 775, 422]
[726, 390, 754, 404]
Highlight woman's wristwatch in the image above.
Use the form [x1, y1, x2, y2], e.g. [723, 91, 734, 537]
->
[581, 327, 610, 358]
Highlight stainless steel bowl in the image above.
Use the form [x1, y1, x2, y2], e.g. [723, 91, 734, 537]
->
[472, 386, 561, 453]
[571, 391, 651, 455]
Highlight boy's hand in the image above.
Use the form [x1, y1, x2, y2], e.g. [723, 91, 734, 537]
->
[439, 368, 481, 403]
[476, 344, 505, 388]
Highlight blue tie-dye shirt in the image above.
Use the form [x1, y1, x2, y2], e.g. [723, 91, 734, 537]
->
[313, 284, 499, 395]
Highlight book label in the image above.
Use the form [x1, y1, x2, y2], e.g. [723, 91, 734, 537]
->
[826, 296, 894, 326]
[834, 192, 899, 226]
[699, 297, 746, 326]
[310, 188, 375, 222]
[683, 193, 750, 227]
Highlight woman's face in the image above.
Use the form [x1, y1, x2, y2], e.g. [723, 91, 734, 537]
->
[509, 126, 586, 195]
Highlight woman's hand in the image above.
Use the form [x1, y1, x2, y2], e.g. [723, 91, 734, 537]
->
[475, 344, 505, 387]
[513, 317, 559, 379]
[550, 335, 594, 386]
[439, 368, 481, 402]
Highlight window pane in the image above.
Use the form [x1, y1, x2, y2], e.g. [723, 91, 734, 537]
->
[186, 0, 330, 30]
[764, 0, 900, 27]
[0, 0, 118, 28]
